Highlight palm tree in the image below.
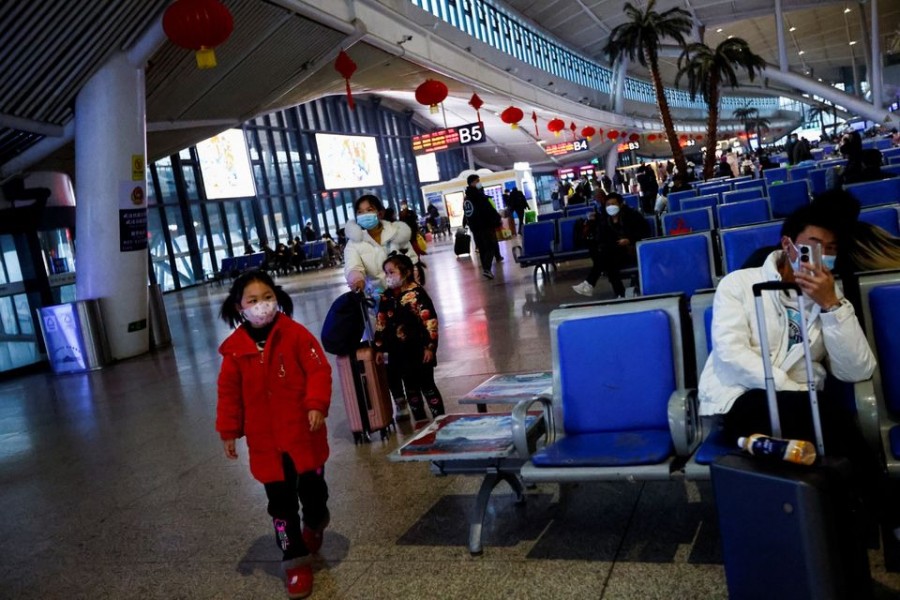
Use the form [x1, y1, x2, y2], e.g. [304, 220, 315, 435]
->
[675, 38, 766, 178]
[746, 116, 770, 151]
[604, 0, 693, 176]
[733, 105, 759, 152]
[808, 106, 826, 139]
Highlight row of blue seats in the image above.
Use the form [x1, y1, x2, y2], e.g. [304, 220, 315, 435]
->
[509, 268, 900, 486]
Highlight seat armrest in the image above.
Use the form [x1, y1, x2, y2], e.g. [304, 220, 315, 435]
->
[853, 379, 881, 454]
[668, 388, 700, 456]
[512, 245, 523, 260]
[511, 394, 555, 458]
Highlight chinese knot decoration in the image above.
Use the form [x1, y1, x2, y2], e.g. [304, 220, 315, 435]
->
[334, 50, 358, 110]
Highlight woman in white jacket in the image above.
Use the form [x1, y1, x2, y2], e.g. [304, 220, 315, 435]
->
[344, 195, 417, 294]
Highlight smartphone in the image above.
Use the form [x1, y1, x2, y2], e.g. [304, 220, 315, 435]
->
[796, 242, 822, 271]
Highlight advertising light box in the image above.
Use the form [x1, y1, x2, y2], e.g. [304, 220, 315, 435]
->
[196, 129, 257, 200]
[315, 133, 384, 190]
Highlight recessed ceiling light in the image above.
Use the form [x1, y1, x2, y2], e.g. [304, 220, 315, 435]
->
[844, 7, 851, 13]
[818, 78, 823, 82]
[798, 50, 805, 55]
[716, 28, 723, 33]
[727, 35, 733, 39]
[849, 40, 857, 46]
[789, 26, 796, 32]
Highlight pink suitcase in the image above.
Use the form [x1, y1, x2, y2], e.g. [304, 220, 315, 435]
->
[337, 346, 394, 443]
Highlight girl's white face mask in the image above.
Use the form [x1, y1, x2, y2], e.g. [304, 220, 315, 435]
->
[242, 300, 278, 327]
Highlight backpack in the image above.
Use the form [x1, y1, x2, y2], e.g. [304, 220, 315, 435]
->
[320, 292, 370, 356]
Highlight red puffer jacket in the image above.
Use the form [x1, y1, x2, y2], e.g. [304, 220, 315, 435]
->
[217, 314, 332, 483]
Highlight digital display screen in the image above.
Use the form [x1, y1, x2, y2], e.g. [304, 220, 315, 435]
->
[411, 122, 486, 156]
[196, 129, 256, 200]
[315, 133, 384, 190]
[416, 153, 441, 183]
[544, 138, 589, 157]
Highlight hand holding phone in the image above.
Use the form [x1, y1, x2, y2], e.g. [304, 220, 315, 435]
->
[796, 242, 822, 272]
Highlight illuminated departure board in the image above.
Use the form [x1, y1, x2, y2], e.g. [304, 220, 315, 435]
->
[544, 138, 589, 156]
[411, 122, 486, 156]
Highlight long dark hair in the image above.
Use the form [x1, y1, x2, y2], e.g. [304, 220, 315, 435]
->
[219, 270, 293, 328]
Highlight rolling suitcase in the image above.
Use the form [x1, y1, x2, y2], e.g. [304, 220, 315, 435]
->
[335, 294, 394, 444]
[711, 281, 871, 599]
[454, 228, 472, 256]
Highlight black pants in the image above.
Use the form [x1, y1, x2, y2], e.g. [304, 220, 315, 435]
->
[639, 194, 656, 215]
[263, 454, 330, 561]
[513, 210, 526, 235]
[472, 227, 499, 272]
[387, 356, 445, 420]
[586, 244, 636, 297]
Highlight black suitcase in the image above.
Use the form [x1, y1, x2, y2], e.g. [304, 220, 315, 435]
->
[711, 282, 872, 600]
[454, 229, 471, 256]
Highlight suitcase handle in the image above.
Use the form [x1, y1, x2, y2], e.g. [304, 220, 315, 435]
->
[752, 281, 801, 297]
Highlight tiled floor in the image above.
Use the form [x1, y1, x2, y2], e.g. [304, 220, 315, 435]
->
[2, 236, 898, 599]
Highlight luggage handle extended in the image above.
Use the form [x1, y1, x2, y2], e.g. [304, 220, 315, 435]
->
[751, 281, 826, 457]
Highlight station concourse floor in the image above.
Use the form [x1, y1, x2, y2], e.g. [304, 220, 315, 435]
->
[2, 235, 899, 599]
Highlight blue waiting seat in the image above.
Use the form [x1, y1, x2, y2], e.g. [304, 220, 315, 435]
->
[637, 232, 716, 298]
[555, 216, 590, 260]
[696, 184, 730, 203]
[718, 220, 784, 274]
[859, 206, 900, 237]
[883, 164, 900, 177]
[644, 215, 659, 238]
[768, 180, 810, 218]
[302, 241, 328, 269]
[763, 167, 788, 186]
[808, 168, 829, 196]
[882, 147, 900, 162]
[667, 189, 697, 213]
[844, 178, 900, 208]
[662, 207, 714, 235]
[855, 270, 900, 475]
[717, 198, 772, 229]
[722, 188, 763, 204]
[565, 205, 594, 219]
[514, 221, 556, 281]
[512, 294, 700, 483]
[622, 193, 641, 212]
[681, 194, 719, 212]
[537, 211, 563, 222]
[788, 165, 813, 182]
[734, 179, 766, 193]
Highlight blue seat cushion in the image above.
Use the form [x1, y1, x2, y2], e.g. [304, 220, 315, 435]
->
[891, 425, 900, 460]
[694, 427, 733, 465]
[531, 429, 674, 467]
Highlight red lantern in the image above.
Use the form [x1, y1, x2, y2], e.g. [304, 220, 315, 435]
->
[500, 106, 525, 129]
[415, 79, 449, 114]
[581, 126, 596, 141]
[163, 0, 234, 69]
[469, 93, 484, 122]
[695, 134, 704, 140]
[607, 130, 619, 141]
[547, 118, 565, 137]
[679, 134, 689, 142]
[334, 50, 357, 110]
[629, 133, 640, 143]
[531, 111, 539, 137]
[647, 134, 657, 142]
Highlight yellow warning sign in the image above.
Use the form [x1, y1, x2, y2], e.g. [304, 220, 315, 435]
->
[132, 154, 145, 181]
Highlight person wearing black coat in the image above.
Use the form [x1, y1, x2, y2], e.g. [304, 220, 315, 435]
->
[572, 193, 650, 298]
[462, 174, 503, 278]
[636, 165, 659, 215]
[506, 185, 528, 236]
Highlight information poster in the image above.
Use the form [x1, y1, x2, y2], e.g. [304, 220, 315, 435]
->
[119, 181, 147, 252]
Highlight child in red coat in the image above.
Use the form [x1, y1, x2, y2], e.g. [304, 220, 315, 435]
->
[217, 270, 332, 600]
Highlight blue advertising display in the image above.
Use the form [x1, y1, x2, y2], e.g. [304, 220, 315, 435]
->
[39, 303, 87, 373]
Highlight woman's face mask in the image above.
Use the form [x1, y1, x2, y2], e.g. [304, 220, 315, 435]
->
[241, 300, 278, 328]
[356, 213, 379, 230]
[605, 204, 621, 217]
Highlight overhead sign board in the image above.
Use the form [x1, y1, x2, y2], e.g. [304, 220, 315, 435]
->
[544, 138, 588, 157]
[411, 122, 486, 156]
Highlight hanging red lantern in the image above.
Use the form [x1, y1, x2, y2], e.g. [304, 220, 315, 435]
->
[581, 126, 596, 141]
[500, 106, 525, 129]
[695, 134, 704, 140]
[531, 111, 539, 137]
[415, 79, 449, 114]
[679, 134, 689, 143]
[607, 130, 619, 140]
[547, 118, 565, 137]
[647, 134, 657, 142]
[629, 133, 640, 143]
[163, 0, 234, 69]
[334, 50, 357, 110]
[468, 93, 484, 122]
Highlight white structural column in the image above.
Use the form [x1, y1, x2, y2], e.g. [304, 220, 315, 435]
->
[75, 52, 149, 360]
[870, 0, 882, 110]
[606, 57, 629, 176]
[774, 0, 789, 72]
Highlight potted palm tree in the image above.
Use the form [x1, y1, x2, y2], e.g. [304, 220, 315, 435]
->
[733, 105, 759, 153]
[604, 0, 693, 177]
[675, 38, 766, 179]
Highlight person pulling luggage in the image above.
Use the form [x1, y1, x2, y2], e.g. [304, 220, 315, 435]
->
[373, 253, 445, 427]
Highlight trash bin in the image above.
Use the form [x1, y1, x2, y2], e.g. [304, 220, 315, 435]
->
[148, 283, 171, 349]
[37, 299, 110, 374]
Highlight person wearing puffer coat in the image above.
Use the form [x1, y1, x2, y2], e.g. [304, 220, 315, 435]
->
[344, 194, 417, 295]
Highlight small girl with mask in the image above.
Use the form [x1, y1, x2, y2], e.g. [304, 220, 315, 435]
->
[217, 270, 332, 600]
[374, 254, 445, 425]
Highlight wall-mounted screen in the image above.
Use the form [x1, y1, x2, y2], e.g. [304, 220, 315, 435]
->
[196, 129, 256, 200]
[315, 133, 383, 190]
[415, 153, 440, 183]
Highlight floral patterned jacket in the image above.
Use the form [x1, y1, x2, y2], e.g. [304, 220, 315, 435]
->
[374, 284, 439, 365]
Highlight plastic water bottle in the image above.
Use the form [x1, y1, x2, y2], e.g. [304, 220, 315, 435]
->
[737, 433, 817, 466]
